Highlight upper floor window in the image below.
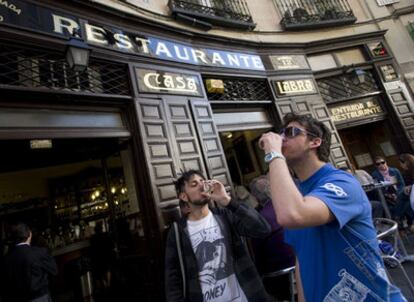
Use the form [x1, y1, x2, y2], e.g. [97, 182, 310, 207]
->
[273, 0, 357, 30]
[169, 0, 255, 30]
[308, 48, 366, 71]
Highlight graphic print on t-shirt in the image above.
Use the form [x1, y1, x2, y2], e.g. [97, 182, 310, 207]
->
[190, 223, 246, 302]
[324, 269, 384, 302]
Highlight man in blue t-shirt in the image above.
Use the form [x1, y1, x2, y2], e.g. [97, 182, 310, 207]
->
[259, 113, 406, 301]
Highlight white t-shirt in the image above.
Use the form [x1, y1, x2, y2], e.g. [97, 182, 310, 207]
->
[187, 211, 248, 302]
[410, 185, 414, 211]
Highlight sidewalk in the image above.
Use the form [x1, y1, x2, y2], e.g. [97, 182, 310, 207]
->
[389, 233, 414, 301]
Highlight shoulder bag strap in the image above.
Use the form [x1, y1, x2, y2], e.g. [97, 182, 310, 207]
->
[173, 222, 186, 299]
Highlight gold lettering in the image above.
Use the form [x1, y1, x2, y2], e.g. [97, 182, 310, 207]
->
[289, 81, 298, 91]
[176, 77, 185, 89]
[187, 78, 197, 92]
[282, 81, 291, 92]
[330, 101, 383, 122]
[163, 75, 174, 88]
[276, 82, 285, 94]
[296, 80, 306, 91]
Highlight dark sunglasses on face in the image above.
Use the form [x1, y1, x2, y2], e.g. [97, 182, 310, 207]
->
[375, 161, 386, 166]
[279, 126, 318, 138]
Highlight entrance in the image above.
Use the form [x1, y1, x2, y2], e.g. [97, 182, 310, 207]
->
[219, 128, 272, 189]
[338, 120, 400, 173]
[0, 137, 147, 301]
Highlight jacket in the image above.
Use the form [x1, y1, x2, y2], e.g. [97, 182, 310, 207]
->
[1, 245, 57, 302]
[371, 167, 405, 194]
[164, 200, 271, 302]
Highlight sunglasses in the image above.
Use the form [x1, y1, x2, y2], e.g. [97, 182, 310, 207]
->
[375, 161, 386, 166]
[279, 126, 318, 138]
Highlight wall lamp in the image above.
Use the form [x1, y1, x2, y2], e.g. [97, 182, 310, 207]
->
[343, 65, 367, 85]
[65, 29, 91, 72]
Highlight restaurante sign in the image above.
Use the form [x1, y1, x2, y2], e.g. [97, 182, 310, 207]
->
[0, 0, 264, 71]
[329, 99, 384, 123]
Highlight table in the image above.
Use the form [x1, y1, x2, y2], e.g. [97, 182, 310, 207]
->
[363, 182, 414, 262]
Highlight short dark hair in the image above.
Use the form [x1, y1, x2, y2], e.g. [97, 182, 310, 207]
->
[174, 170, 205, 197]
[283, 113, 331, 162]
[9, 222, 31, 244]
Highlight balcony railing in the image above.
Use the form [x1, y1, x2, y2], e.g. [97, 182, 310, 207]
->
[274, 0, 356, 30]
[169, 0, 255, 29]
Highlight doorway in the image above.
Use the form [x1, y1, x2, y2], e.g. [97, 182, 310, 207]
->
[338, 120, 400, 173]
[0, 137, 147, 301]
[219, 128, 272, 188]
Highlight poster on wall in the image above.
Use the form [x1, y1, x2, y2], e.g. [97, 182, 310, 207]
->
[367, 42, 388, 58]
[379, 64, 398, 82]
[380, 141, 397, 157]
[354, 153, 374, 168]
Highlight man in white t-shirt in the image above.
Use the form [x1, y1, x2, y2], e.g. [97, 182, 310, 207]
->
[165, 170, 271, 302]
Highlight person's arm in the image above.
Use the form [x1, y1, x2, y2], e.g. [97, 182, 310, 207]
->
[40, 249, 57, 276]
[164, 228, 185, 302]
[361, 170, 374, 184]
[208, 180, 271, 238]
[393, 168, 405, 194]
[259, 132, 334, 228]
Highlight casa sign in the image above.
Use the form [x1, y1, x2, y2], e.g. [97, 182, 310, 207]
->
[0, 0, 264, 71]
[136, 69, 203, 96]
[274, 78, 317, 96]
[329, 98, 384, 123]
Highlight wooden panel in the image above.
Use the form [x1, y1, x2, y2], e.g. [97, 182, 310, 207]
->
[384, 84, 414, 150]
[190, 100, 232, 187]
[311, 104, 349, 167]
[165, 98, 208, 179]
[273, 94, 350, 167]
[135, 98, 179, 208]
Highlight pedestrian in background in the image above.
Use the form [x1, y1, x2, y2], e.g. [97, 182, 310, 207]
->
[249, 175, 295, 301]
[259, 113, 405, 301]
[398, 153, 414, 232]
[339, 166, 384, 218]
[0, 222, 57, 302]
[371, 156, 405, 202]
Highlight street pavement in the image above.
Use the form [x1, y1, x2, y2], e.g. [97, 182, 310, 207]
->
[389, 233, 414, 301]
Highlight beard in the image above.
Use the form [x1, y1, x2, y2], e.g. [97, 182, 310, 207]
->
[189, 197, 210, 207]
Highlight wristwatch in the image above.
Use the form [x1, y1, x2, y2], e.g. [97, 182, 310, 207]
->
[264, 151, 285, 164]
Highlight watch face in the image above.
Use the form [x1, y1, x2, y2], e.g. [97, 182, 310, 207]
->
[264, 153, 273, 163]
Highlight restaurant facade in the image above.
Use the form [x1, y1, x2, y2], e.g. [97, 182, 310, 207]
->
[1, 0, 414, 300]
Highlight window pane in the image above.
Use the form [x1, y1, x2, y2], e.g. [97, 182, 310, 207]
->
[308, 54, 337, 71]
[335, 48, 366, 66]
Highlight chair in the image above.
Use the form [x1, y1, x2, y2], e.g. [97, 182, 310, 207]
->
[374, 218, 414, 295]
[262, 266, 296, 302]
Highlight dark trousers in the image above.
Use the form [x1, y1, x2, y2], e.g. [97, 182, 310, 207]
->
[30, 293, 52, 302]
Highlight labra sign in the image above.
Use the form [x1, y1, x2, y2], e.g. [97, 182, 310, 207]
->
[329, 98, 384, 123]
[136, 69, 203, 96]
[0, 0, 264, 71]
[274, 78, 317, 96]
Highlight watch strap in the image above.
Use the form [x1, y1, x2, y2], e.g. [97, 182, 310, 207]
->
[264, 151, 286, 164]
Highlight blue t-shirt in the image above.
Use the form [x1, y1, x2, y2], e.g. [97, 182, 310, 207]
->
[285, 164, 406, 302]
